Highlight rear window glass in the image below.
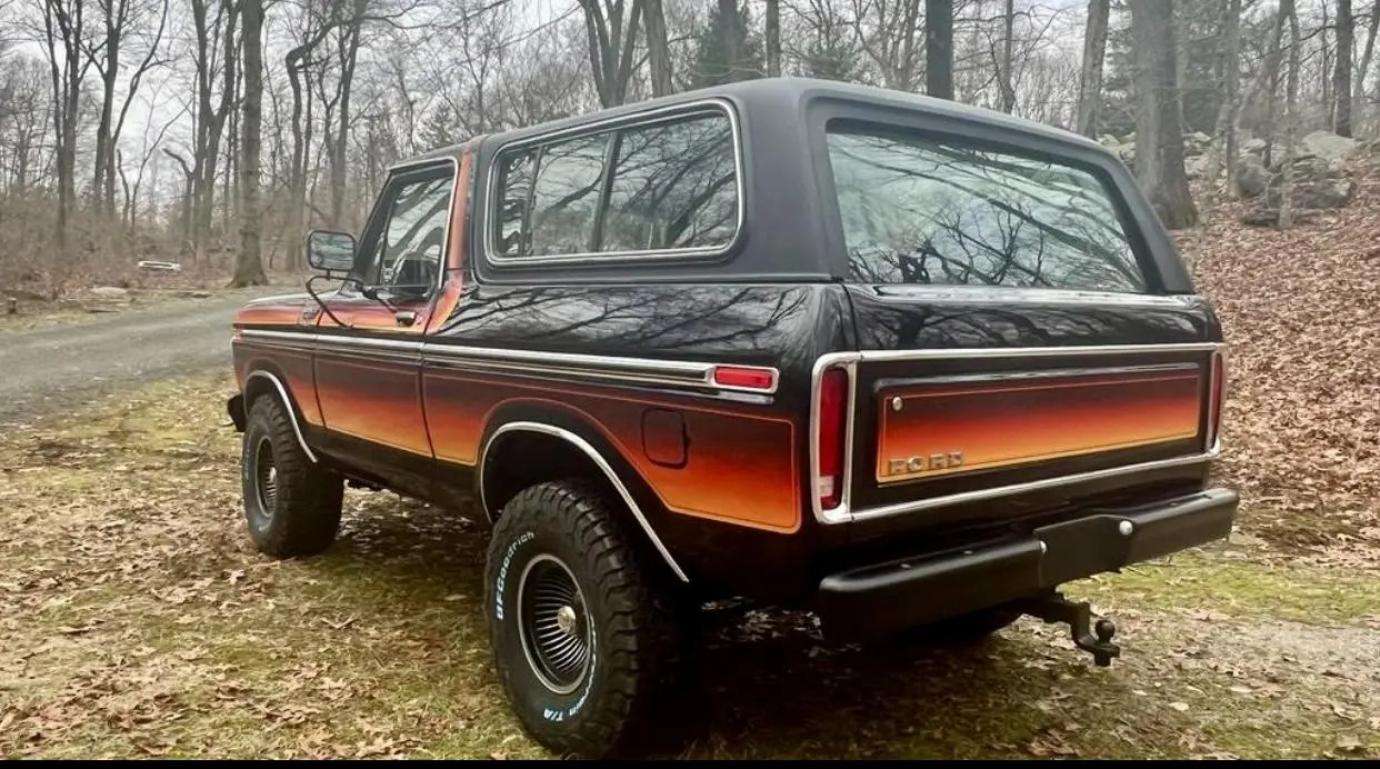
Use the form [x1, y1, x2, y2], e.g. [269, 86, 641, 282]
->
[826, 127, 1146, 292]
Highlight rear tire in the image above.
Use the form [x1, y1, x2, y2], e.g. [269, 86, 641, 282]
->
[485, 480, 685, 758]
[241, 395, 343, 557]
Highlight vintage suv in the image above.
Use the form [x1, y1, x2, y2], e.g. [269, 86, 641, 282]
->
[228, 78, 1235, 756]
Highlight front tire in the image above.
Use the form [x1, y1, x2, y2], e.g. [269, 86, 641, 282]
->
[241, 395, 343, 557]
[485, 480, 684, 757]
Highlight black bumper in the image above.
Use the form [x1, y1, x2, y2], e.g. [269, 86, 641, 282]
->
[816, 488, 1237, 638]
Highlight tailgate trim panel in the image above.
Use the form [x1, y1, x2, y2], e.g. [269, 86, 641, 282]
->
[874, 363, 1203, 484]
[809, 342, 1225, 525]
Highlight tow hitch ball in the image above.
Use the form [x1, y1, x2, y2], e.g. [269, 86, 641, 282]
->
[1017, 591, 1120, 667]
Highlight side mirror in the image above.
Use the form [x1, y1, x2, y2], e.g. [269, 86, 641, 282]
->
[305, 230, 356, 274]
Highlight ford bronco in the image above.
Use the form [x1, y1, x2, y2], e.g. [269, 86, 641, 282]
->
[228, 78, 1236, 757]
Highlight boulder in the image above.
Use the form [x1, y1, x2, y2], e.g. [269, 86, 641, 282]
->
[1242, 137, 1268, 155]
[1184, 131, 1214, 156]
[1299, 130, 1359, 162]
[1184, 154, 1211, 179]
[1235, 155, 1270, 197]
[1266, 176, 1354, 210]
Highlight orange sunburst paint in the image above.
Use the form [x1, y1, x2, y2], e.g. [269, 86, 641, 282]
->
[424, 369, 802, 533]
[876, 368, 1203, 483]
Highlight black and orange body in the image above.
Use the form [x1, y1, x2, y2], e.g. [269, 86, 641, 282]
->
[231, 79, 1235, 612]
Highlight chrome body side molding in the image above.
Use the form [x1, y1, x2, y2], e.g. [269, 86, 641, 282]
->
[238, 328, 779, 397]
[478, 421, 690, 583]
[244, 370, 318, 464]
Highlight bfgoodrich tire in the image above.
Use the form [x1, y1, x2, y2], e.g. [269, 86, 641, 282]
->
[241, 395, 343, 557]
[485, 480, 685, 758]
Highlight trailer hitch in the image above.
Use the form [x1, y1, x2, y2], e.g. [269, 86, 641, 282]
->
[1017, 591, 1120, 667]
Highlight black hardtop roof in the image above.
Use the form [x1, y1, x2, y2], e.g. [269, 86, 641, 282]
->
[403, 76, 1106, 166]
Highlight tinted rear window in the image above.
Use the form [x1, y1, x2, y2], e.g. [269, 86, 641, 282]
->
[826, 127, 1146, 292]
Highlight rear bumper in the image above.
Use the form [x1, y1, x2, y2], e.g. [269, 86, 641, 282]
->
[816, 488, 1237, 638]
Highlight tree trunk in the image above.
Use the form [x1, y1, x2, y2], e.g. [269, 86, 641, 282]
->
[330, 6, 365, 229]
[1334, 0, 1354, 136]
[1204, 0, 1242, 199]
[1356, 2, 1380, 125]
[1000, 0, 1016, 112]
[644, 0, 673, 94]
[765, 0, 781, 77]
[1129, 0, 1197, 229]
[1076, 0, 1111, 137]
[1280, 0, 1300, 228]
[925, 0, 953, 99]
[233, 0, 268, 287]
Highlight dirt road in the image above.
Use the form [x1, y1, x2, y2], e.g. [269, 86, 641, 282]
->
[0, 289, 282, 426]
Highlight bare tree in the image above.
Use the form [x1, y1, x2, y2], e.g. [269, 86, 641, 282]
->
[578, 0, 642, 107]
[1355, 1, 1380, 119]
[1334, 0, 1353, 136]
[644, 0, 673, 93]
[1129, 0, 1196, 228]
[1204, 0, 1241, 198]
[233, 0, 267, 287]
[1075, 0, 1109, 137]
[38, 0, 90, 254]
[187, 0, 240, 261]
[850, 0, 923, 91]
[1279, 0, 1299, 228]
[764, 0, 780, 77]
[84, 0, 167, 217]
[998, 0, 1016, 112]
[925, 0, 953, 99]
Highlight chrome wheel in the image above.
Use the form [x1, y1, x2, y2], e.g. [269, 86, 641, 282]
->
[517, 554, 591, 694]
[253, 436, 278, 518]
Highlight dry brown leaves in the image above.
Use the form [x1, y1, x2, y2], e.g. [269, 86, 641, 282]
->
[1179, 160, 1380, 560]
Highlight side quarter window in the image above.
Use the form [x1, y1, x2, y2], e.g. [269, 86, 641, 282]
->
[357, 167, 454, 291]
[490, 106, 739, 262]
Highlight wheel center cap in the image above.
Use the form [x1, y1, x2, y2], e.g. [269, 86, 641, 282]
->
[555, 605, 577, 635]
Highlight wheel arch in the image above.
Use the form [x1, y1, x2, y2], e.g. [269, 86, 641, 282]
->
[239, 368, 318, 464]
[477, 402, 689, 584]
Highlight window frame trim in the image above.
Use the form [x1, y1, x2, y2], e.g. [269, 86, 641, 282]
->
[484, 98, 746, 267]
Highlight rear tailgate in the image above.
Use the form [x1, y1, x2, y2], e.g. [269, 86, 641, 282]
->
[812, 289, 1225, 533]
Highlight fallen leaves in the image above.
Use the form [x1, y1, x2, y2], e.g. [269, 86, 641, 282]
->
[1179, 168, 1380, 559]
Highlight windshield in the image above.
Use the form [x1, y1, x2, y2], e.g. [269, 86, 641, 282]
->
[826, 127, 1146, 293]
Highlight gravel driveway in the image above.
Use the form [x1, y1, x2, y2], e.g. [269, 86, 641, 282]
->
[0, 289, 284, 426]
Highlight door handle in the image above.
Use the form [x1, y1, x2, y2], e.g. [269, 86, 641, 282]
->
[394, 310, 417, 327]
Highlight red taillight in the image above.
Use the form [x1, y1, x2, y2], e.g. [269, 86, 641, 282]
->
[817, 368, 849, 510]
[712, 365, 777, 391]
[1207, 351, 1226, 449]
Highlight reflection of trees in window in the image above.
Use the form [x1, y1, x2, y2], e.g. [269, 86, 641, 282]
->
[372, 175, 451, 287]
[496, 152, 535, 257]
[491, 111, 738, 260]
[529, 133, 608, 255]
[603, 115, 736, 251]
[828, 131, 1145, 292]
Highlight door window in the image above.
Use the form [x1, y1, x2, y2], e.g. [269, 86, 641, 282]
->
[358, 169, 453, 292]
